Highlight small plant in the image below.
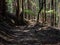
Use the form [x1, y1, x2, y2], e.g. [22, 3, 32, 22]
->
[24, 9, 35, 16]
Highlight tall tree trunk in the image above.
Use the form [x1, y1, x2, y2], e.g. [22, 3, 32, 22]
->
[21, 0, 24, 21]
[27, 0, 31, 20]
[54, 0, 57, 26]
[51, 0, 54, 26]
[0, 0, 6, 16]
[37, 0, 43, 23]
[43, 0, 46, 23]
[16, 0, 24, 25]
[0, 0, 3, 16]
[16, 0, 20, 24]
[24, 0, 28, 19]
[15, 0, 28, 25]
[0, 0, 7, 20]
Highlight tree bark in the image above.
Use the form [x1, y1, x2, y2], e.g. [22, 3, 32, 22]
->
[37, 0, 43, 23]
[43, 0, 46, 23]
[27, 0, 31, 20]
[51, 0, 54, 26]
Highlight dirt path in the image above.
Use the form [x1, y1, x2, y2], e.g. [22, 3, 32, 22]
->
[0, 25, 59, 45]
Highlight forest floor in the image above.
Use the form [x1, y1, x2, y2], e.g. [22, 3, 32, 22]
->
[0, 21, 60, 45]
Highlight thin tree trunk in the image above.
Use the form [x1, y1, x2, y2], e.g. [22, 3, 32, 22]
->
[16, 0, 19, 24]
[51, 0, 54, 26]
[43, 0, 46, 23]
[21, 0, 24, 21]
[54, 0, 57, 26]
[27, 0, 31, 20]
[37, 0, 43, 23]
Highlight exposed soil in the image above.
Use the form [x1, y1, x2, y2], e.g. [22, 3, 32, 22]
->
[0, 21, 60, 45]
